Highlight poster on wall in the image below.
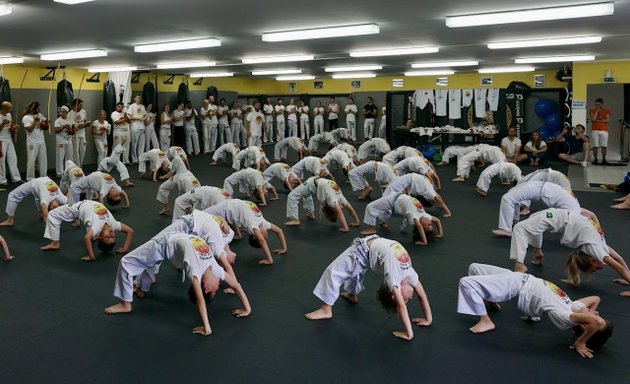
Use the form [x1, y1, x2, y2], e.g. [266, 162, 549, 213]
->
[436, 77, 448, 87]
[505, 90, 525, 138]
[289, 82, 296, 93]
[481, 77, 493, 86]
[392, 78, 404, 88]
[534, 74, 545, 88]
[314, 81, 324, 89]
[351, 81, 361, 89]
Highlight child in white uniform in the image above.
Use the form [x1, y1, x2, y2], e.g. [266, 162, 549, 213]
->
[40, 200, 134, 261]
[167, 146, 190, 170]
[172, 186, 231, 222]
[305, 236, 432, 341]
[457, 263, 613, 358]
[232, 146, 269, 171]
[274, 137, 307, 162]
[156, 157, 200, 215]
[291, 156, 328, 180]
[383, 173, 451, 217]
[437, 145, 476, 166]
[58, 160, 85, 194]
[382, 145, 410, 166]
[0, 177, 67, 227]
[284, 176, 317, 225]
[335, 142, 357, 162]
[329, 128, 351, 143]
[104, 233, 250, 336]
[323, 148, 355, 175]
[138, 148, 170, 181]
[263, 162, 300, 191]
[493, 181, 580, 236]
[307, 132, 336, 154]
[357, 138, 391, 164]
[315, 178, 360, 232]
[211, 143, 240, 165]
[98, 144, 134, 187]
[394, 156, 441, 189]
[453, 145, 497, 182]
[348, 161, 395, 199]
[68, 171, 130, 208]
[361, 194, 443, 245]
[223, 168, 276, 206]
[475, 162, 522, 197]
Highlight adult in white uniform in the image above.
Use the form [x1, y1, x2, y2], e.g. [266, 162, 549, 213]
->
[171, 102, 186, 148]
[378, 106, 386, 139]
[22, 102, 48, 180]
[211, 143, 240, 165]
[206, 96, 219, 150]
[0, 177, 67, 227]
[98, 144, 134, 187]
[492, 181, 581, 236]
[104, 233, 251, 337]
[144, 103, 159, 151]
[457, 263, 613, 358]
[156, 157, 200, 215]
[305, 236, 432, 341]
[245, 101, 266, 147]
[286, 98, 298, 137]
[263, 98, 274, 143]
[138, 148, 170, 181]
[199, 99, 211, 153]
[159, 104, 172, 151]
[298, 100, 310, 140]
[274, 137, 306, 162]
[232, 145, 269, 171]
[172, 186, 231, 222]
[229, 101, 246, 147]
[40, 200, 134, 261]
[327, 97, 340, 131]
[111, 102, 131, 164]
[363, 97, 378, 140]
[348, 161, 395, 199]
[344, 98, 358, 141]
[475, 162, 522, 197]
[329, 127, 351, 143]
[274, 99, 286, 141]
[357, 138, 391, 164]
[312, 101, 325, 136]
[183, 101, 200, 156]
[217, 98, 230, 147]
[68, 171, 130, 208]
[127, 95, 147, 163]
[92, 110, 111, 165]
[383, 173, 451, 217]
[308, 131, 336, 154]
[67, 98, 89, 167]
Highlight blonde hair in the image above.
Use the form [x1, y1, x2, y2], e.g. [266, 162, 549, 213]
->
[564, 251, 591, 285]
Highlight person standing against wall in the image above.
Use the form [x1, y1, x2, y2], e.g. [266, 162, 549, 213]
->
[589, 98, 610, 165]
[327, 97, 339, 131]
[363, 97, 378, 141]
[68, 98, 89, 167]
[263, 97, 274, 143]
[313, 101, 325, 136]
[345, 97, 358, 141]
[22, 102, 48, 180]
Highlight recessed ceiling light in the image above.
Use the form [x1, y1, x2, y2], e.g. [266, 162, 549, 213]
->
[488, 35, 603, 49]
[262, 24, 379, 42]
[242, 54, 314, 64]
[404, 70, 455, 76]
[446, 2, 614, 28]
[478, 66, 535, 73]
[189, 72, 234, 78]
[41, 49, 107, 61]
[0, 5, 12, 16]
[411, 60, 478, 68]
[53, 0, 95, 4]
[349, 46, 438, 58]
[325, 65, 382, 72]
[252, 69, 302, 76]
[276, 75, 315, 81]
[515, 55, 595, 64]
[156, 61, 216, 69]
[331, 72, 377, 79]
[0, 56, 24, 64]
[88, 66, 138, 73]
[135, 38, 221, 53]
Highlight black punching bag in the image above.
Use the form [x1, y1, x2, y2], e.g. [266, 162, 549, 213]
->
[177, 82, 189, 105]
[207, 85, 218, 101]
[103, 80, 117, 154]
[142, 81, 156, 108]
[56, 79, 74, 109]
[0, 77, 12, 103]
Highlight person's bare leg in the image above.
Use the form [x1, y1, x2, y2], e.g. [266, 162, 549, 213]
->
[159, 204, 170, 215]
[360, 225, 377, 235]
[453, 176, 466, 182]
[514, 261, 528, 273]
[469, 315, 496, 333]
[491, 229, 511, 237]
[284, 219, 301, 226]
[340, 292, 358, 303]
[0, 216, 14, 227]
[40, 240, 61, 251]
[475, 187, 487, 197]
[134, 288, 145, 298]
[305, 304, 333, 320]
[530, 248, 544, 265]
[104, 301, 132, 314]
[337, 206, 350, 232]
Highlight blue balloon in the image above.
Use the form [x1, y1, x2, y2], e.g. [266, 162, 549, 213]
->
[537, 126, 550, 141]
[535, 99, 556, 118]
[544, 112, 562, 132]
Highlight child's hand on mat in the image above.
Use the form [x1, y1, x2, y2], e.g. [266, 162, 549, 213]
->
[192, 326, 212, 336]
[116, 247, 128, 254]
[411, 317, 431, 327]
[392, 331, 412, 340]
[232, 308, 250, 318]
[571, 342, 593, 358]
[612, 278, 629, 285]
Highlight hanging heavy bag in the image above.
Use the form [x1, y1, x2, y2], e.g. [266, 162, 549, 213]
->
[177, 82, 189, 105]
[0, 77, 12, 104]
[56, 79, 74, 110]
[103, 80, 117, 155]
[207, 85, 218, 101]
[142, 81, 156, 108]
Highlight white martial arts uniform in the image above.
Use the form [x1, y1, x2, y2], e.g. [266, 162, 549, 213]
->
[345, 104, 358, 140]
[275, 104, 286, 141]
[246, 110, 265, 147]
[199, 105, 211, 153]
[263, 163, 294, 189]
[99, 144, 130, 182]
[204, 199, 271, 234]
[68, 171, 121, 204]
[212, 143, 240, 163]
[156, 158, 200, 205]
[5, 177, 67, 216]
[58, 160, 84, 194]
[223, 168, 264, 196]
[481, 145, 507, 164]
[286, 104, 298, 137]
[519, 168, 571, 191]
[298, 106, 310, 140]
[323, 149, 354, 171]
[476, 162, 523, 194]
[435, 89, 448, 117]
[285, 176, 317, 220]
[510, 208, 608, 265]
[92, 119, 111, 165]
[127, 103, 147, 163]
[111, 110, 130, 164]
[274, 137, 304, 161]
[159, 112, 171, 152]
[330, 128, 351, 142]
[229, 108, 245, 147]
[172, 187, 231, 223]
[457, 263, 584, 330]
[394, 157, 430, 176]
[442, 145, 477, 166]
[54, 116, 74, 178]
[67, 108, 88, 167]
[474, 89, 488, 118]
[291, 156, 327, 179]
[487, 89, 500, 112]
[44, 200, 121, 242]
[22, 113, 48, 180]
[206, 103, 219, 150]
[336, 142, 357, 161]
[307, 132, 336, 153]
[363, 193, 431, 228]
[144, 111, 159, 152]
[316, 178, 348, 210]
[382, 146, 407, 166]
[217, 105, 230, 145]
[357, 138, 391, 162]
[497, 181, 581, 233]
[167, 146, 187, 163]
[462, 89, 473, 107]
[263, 104, 274, 143]
[448, 90, 462, 119]
[184, 108, 200, 155]
[313, 107, 325, 135]
[138, 148, 170, 175]
[412, 90, 434, 109]
[232, 146, 267, 171]
[348, 161, 395, 192]
[379, 107, 386, 139]
[383, 173, 438, 202]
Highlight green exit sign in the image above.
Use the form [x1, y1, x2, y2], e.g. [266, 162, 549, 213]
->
[603, 77, 616, 83]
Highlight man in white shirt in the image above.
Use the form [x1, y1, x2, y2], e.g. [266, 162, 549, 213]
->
[286, 98, 298, 137]
[67, 98, 90, 167]
[312, 101, 325, 136]
[263, 97, 274, 143]
[275, 98, 286, 141]
[344, 97, 358, 141]
[217, 98, 230, 147]
[22, 101, 48, 180]
[0, 101, 23, 185]
[327, 97, 339, 131]
[246, 101, 266, 147]
[184, 101, 200, 156]
[111, 102, 131, 164]
[298, 100, 310, 140]
[500, 127, 526, 163]
[199, 99, 211, 154]
[127, 95, 147, 164]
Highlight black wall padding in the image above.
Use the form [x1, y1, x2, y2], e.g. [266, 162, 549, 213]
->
[142, 81, 157, 108]
[207, 85, 218, 101]
[56, 79, 74, 109]
[177, 83, 190, 105]
[0, 77, 12, 103]
[103, 80, 117, 155]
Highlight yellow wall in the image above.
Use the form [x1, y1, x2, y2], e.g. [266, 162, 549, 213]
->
[1, 65, 102, 91]
[573, 61, 630, 100]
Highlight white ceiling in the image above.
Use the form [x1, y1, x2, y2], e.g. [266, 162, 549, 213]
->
[1, 0, 630, 77]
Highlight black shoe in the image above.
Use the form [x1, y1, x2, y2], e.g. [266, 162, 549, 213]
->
[593, 160, 600, 165]
[602, 160, 610, 165]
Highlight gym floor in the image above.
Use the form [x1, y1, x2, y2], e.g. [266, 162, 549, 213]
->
[1, 147, 628, 384]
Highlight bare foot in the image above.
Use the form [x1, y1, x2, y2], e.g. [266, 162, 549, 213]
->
[210, 161, 218, 165]
[475, 188, 487, 197]
[0, 218, 14, 227]
[437, 161, 446, 166]
[620, 291, 630, 297]
[306, 212, 316, 220]
[2, 255, 15, 261]
[80, 256, 96, 261]
[452, 176, 466, 182]
[134, 288, 145, 298]
[514, 262, 528, 273]
[360, 228, 377, 235]
[159, 207, 170, 215]
[338, 227, 350, 233]
[484, 300, 502, 312]
[340, 292, 358, 303]
[123, 180, 135, 187]
[104, 302, 132, 314]
[613, 197, 626, 202]
[349, 222, 360, 228]
[284, 219, 301, 226]
[305, 307, 333, 320]
[379, 222, 389, 229]
[70, 219, 81, 228]
[258, 259, 273, 265]
[610, 203, 630, 210]
[469, 317, 496, 333]
[531, 249, 544, 266]
[40, 242, 60, 251]
[491, 229, 512, 237]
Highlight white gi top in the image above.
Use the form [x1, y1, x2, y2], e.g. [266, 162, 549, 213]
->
[184, 108, 196, 129]
[263, 104, 274, 116]
[323, 149, 353, 169]
[79, 201, 122, 238]
[298, 106, 309, 118]
[111, 111, 129, 132]
[75, 171, 121, 197]
[229, 108, 243, 124]
[145, 148, 170, 170]
[92, 120, 111, 144]
[172, 109, 185, 127]
[208, 104, 218, 123]
[187, 186, 231, 210]
[54, 117, 72, 143]
[344, 104, 358, 122]
[316, 178, 345, 206]
[67, 109, 88, 137]
[369, 238, 419, 290]
[22, 113, 46, 144]
[127, 104, 146, 131]
[394, 195, 432, 226]
[518, 277, 585, 330]
[313, 107, 325, 119]
[168, 146, 187, 161]
[263, 163, 292, 184]
[384, 173, 437, 200]
[33, 177, 67, 207]
[286, 104, 297, 122]
[246, 111, 265, 136]
[204, 199, 271, 234]
[218, 106, 229, 125]
[275, 105, 286, 120]
[188, 209, 234, 258]
[0, 113, 12, 141]
[165, 233, 225, 283]
[328, 103, 339, 119]
[562, 212, 608, 262]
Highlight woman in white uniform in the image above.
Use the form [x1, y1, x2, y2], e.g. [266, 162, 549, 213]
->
[0, 177, 67, 227]
[223, 168, 276, 206]
[305, 236, 432, 341]
[312, 101, 325, 136]
[144, 103, 159, 151]
[92, 110, 111, 165]
[307, 131, 336, 154]
[159, 104, 172, 151]
[211, 143, 240, 165]
[54, 106, 75, 178]
[274, 99, 286, 141]
[348, 160, 395, 199]
[475, 162, 522, 197]
[263, 162, 300, 191]
[22, 102, 48, 181]
[457, 263, 613, 358]
[40, 200, 134, 261]
[344, 98, 358, 141]
[298, 100, 310, 140]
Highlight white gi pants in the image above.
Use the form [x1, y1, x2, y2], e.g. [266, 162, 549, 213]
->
[300, 117, 310, 140]
[476, 163, 521, 193]
[26, 140, 47, 180]
[347, 120, 356, 141]
[219, 122, 231, 147]
[264, 115, 274, 142]
[73, 135, 87, 167]
[363, 194, 395, 226]
[44, 203, 79, 241]
[442, 146, 471, 165]
[5, 179, 37, 216]
[348, 162, 374, 191]
[274, 142, 289, 161]
[131, 129, 144, 163]
[276, 119, 286, 141]
[113, 131, 130, 164]
[156, 177, 178, 204]
[201, 119, 211, 153]
[100, 144, 130, 181]
[208, 121, 219, 151]
[159, 127, 171, 152]
[55, 140, 74, 178]
[286, 188, 314, 220]
[249, 135, 262, 147]
[185, 126, 200, 155]
[94, 140, 108, 165]
[145, 126, 159, 152]
[113, 239, 167, 302]
[313, 117, 324, 136]
[510, 209, 569, 264]
[287, 120, 298, 137]
[313, 241, 370, 305]
[379, 117, 386, 139]
[212, 144, 235, 162]
[59, 160, 78, 195]
[364, 118, 375, 140]
[456, 150, 479, 178]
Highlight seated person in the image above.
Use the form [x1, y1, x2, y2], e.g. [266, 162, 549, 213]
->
[557, 124, 591, 167]
[523, 132, 547, 166]
[500, 127, 528, 163]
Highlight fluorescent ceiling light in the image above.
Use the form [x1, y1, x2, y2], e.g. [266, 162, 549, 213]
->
[156, 61, 216, 69]
[276, 75, 315, 81]
[242, 54, 314, 64]
[479, 66, 535, 73]
[325, 65, 382, 72]
[332, 72, 377, 79]
[88, 66, 138, 73]
[488, 35, 603, 49]
[41, 49, 107, 61]
[135, 38, 221, 53]
[0, 57, 24, 65]
[262, 24, 379, 42]
[411, 60, 478, 68]
[446, 3, 614, 28]
[349, 46, 438, 57]
[190, 72, 233, 78]
[515, 55, 595, 64]
[405, 70, 455, 76]
[0, 5, 12, 16]
[53, 0, 95, 4]
[252, 69, 302, 76]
